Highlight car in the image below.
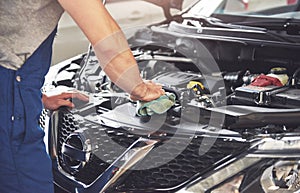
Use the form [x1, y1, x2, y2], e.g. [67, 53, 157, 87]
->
[42, 0, 300, 192]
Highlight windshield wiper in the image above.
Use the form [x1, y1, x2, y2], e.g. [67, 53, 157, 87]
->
[233, 19, 300, 35]
[182, 14, 267, 31]
[181, 15, 296, 43]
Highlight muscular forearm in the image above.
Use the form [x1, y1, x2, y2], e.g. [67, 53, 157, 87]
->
[57, 0, 164, 101]
[58, 0, 143, 95]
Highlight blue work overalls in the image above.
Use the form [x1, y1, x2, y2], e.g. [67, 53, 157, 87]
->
[0, 29, 56, 193]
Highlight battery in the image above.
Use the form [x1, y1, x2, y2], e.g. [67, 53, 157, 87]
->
[231, 85, 300, 108]
[231, 85, 276, 106]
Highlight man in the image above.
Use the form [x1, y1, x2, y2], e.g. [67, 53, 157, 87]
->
[0, 0, 164, 192]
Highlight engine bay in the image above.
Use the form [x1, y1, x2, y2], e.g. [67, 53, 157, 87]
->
[50, 35, 298, 139]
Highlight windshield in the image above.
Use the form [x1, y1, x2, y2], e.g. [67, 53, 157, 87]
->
[188, 0, 300, 18]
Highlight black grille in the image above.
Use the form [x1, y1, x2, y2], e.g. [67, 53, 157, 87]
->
[116, 136, 248, 192]
[55, 108, 250, 192]
[56, 109, 141, 184]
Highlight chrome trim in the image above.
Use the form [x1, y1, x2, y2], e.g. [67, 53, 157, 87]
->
[247, 137, 300, 158]
[50, 111, 60, 158]
[77, 138, 158, 193]
[180, 157, 262, 193]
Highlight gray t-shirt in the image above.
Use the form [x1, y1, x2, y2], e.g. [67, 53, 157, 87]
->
[0, 0, 64, 70]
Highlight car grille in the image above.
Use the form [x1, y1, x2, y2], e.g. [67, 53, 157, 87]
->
[116, 137, 249, 192]
[55, 108, 250, 192]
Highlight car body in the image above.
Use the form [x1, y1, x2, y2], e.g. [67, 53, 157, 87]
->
[42, 0, 300, 192]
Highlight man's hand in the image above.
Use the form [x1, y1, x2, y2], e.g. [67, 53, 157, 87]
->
[130, 81, 165, 102]
[42, 92, 89, 111]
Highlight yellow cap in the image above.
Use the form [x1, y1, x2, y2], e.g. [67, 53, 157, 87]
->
[187, 81, 205, 91]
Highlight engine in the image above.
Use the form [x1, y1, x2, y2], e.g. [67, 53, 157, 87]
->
[50, 43, 300, 135]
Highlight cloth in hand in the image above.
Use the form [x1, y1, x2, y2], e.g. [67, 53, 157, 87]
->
[136, 93, 176, 116]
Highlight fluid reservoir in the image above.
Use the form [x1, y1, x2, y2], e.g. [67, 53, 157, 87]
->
[267, 67, 289, 85]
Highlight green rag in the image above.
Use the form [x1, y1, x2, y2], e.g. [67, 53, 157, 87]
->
[136, 93, 176, 116]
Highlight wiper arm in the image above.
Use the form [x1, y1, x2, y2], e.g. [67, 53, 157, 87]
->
[230, 19, 300, 42]
[182, 15, 296, 43]
[182, 15, 267, 31]
[233, 19, 300, 35]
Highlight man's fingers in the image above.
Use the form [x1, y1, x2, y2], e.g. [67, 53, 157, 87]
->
[60, 92, 74, 99]
[57, 99, 75, 108]
[73, 92, 90, 101]
[61, 92, 89, 101]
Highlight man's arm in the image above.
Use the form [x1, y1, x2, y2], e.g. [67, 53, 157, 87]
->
[57, 0, 164, 101]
